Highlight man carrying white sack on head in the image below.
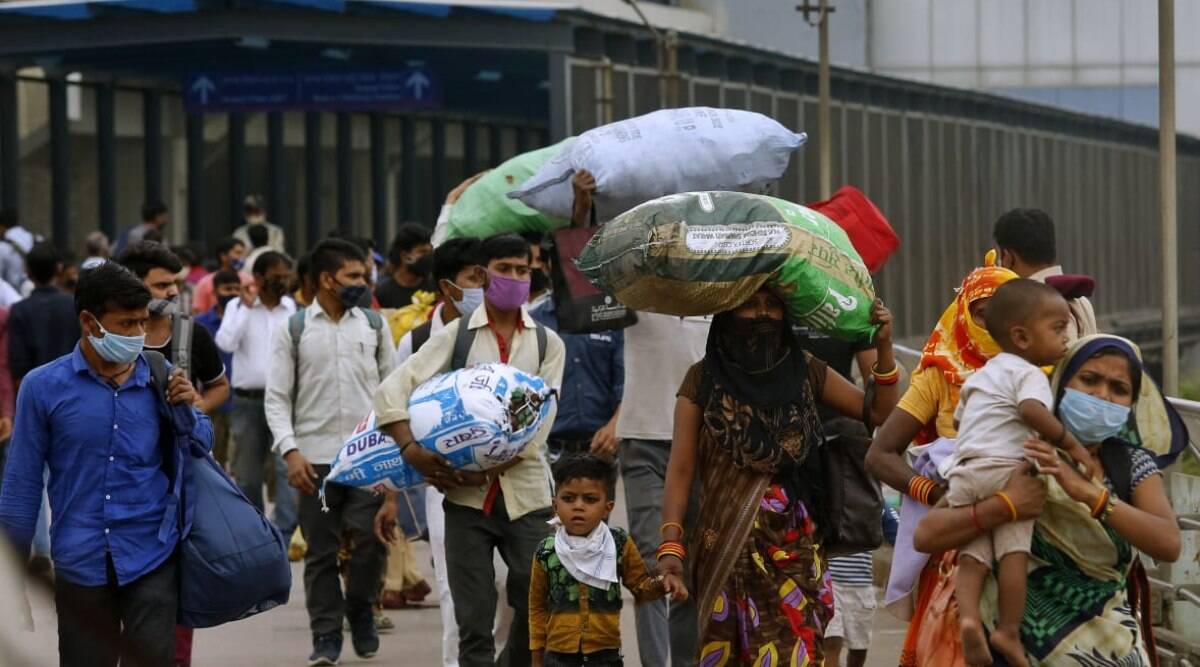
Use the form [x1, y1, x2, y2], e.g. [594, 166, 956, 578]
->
[373, 233, 565, 667]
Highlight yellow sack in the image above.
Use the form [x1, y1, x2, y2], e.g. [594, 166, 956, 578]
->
[384, 290, 437, 347]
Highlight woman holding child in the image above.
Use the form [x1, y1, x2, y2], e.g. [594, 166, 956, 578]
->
[914, 334, 1181, 666]
[866, 264, 1019, 666]
[658, 288, 898, 664]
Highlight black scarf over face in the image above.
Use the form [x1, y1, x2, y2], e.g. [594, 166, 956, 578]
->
[697, 311, 825, 480]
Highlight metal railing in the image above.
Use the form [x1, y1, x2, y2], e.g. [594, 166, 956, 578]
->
[1137, 396, 1199, 665]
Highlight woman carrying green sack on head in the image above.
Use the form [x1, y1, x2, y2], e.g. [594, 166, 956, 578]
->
[657, 287, 899, 664]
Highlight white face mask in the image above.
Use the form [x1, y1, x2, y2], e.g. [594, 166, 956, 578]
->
[246, 214, 265, 225]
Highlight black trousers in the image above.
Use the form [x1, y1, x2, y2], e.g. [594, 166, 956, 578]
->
[54, 554, 178, 667]
[298, 465, 387, 636]
[545, 649, 624, 666]
[444, 494, 553, 667]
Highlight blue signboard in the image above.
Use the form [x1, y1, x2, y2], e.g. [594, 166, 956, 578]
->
[183, 67, 440, 112]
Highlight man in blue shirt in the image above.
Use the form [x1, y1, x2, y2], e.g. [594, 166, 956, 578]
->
[528, 239, 624, 462]
[0, 261, 211, 667]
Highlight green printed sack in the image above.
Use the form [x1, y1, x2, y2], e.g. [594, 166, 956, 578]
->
[576, 191, 878, 342]
[434, 139, 573, 244]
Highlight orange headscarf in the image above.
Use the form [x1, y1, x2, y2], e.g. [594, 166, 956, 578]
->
[917, 265, 1018, 387]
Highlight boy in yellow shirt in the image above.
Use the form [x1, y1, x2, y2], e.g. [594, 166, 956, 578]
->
[530, 455, 688, 666]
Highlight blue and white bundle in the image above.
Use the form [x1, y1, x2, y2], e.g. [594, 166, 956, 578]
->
[322, 363, 556, 505]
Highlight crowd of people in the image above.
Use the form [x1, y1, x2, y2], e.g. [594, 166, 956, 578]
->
[0, 170, 1184, 667]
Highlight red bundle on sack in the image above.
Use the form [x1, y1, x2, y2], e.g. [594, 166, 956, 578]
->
[808, 186, 899, 273]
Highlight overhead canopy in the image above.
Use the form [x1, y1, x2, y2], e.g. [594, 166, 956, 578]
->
[0, 0, 579, 119]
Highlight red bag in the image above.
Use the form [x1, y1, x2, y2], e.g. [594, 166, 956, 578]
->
[913, 551, 966, 667]
[808, 186, 900, 273]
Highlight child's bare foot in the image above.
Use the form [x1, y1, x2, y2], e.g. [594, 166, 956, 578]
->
[960, 617, 993, 667]
[990, 627, 1029, 667]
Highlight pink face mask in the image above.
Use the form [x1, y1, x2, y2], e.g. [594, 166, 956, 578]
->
[485, 272, 531, 312]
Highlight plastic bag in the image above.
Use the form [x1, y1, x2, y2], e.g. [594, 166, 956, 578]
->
[807, 186, 900, 274]
[435, 139, 573, 244]
[383, 291, 437, 347]
[510, 107, 805, 221]
[576, 191, 877, 343]
[322, 364, 556, 497]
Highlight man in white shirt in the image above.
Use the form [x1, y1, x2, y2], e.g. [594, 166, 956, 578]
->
[394, 236, 488, 667]
[617, 312, 710, 667]
[216, 251, 297, 527]
[266, 239, 395, 666]
[233, 194, 287, 253]
[992, 208, 1098, 340]
[374, 234, 564, 667]
[0, 209, 27, 293]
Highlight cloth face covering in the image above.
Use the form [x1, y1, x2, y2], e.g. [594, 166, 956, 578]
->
[485, 272, 530, 311]
[918, 265, 1018, 386]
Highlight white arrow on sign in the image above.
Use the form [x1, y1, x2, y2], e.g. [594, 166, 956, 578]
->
[405, 70, 431, 101]
[191, 76, 217, 105]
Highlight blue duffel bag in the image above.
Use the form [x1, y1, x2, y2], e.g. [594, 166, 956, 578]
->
[146, 352, 291, 628]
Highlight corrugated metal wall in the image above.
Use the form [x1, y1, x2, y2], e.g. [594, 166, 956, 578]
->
[566, 59, 1200, 343]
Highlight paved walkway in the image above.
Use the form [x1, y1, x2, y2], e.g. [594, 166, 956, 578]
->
[11, 547, 907, 666]
[3, 480, 907, 666]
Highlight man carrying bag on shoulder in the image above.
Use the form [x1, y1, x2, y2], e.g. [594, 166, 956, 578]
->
[0, 262, 211, 667]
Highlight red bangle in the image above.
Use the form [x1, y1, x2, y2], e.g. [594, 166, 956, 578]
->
[970, 503, 984, 533]
[656, 540, 686, 562]
[908, 475, 936, 505]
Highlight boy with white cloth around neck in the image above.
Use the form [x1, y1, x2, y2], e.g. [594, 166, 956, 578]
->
[529, 455, 687, 667]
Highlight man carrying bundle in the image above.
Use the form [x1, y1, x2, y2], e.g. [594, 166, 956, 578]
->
[373, 233, 564, 667]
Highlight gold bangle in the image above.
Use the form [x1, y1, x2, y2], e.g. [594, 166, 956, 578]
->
[1100, 496, 1117, 523]
[1090, 488, 1110, 519]
[660, 522, 685, 538]
[996, 491, 1019, 522]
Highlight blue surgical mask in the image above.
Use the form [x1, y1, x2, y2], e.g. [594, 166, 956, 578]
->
[87, 317, 145, 365]
[231, 258, 246, 271]
[1059, 388, 1131, 444]
[451, 285, 484, 317]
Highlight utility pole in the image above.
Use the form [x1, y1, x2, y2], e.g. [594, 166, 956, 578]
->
[797, 0, 835, 199]
[624, 0, 680, 109]
[1160, 0, 1178, 394]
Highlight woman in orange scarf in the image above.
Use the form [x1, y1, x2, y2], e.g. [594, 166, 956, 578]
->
[864, 265, 1017, 667]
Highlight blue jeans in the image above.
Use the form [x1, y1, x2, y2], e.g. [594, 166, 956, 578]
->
[273, 451, 298, 538]
[618, 439, 698, 667]
[231, 395, 297, 537]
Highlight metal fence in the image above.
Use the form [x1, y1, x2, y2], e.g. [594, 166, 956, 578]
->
[565, 58, 1200, 344]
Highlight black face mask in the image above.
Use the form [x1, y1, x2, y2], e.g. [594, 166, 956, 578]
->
[405, 253, 434, 279]
[262, 279, 288, 298]
[530, 268, 550, 294]
[717, 316, 788, 374]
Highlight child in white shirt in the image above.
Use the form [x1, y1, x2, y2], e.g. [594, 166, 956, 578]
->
[942, 279, 1096, 667]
